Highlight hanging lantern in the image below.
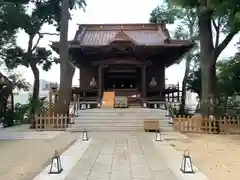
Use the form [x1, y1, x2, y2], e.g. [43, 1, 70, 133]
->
[49, 150, 63, 174]
[97, 103, 101, 108]
[82, 129, 89, 141]
[155, 131, 163, 141]
[154, 104, 157, 108]
[180, 150, 194, 173]
[87, 104, 90, 109]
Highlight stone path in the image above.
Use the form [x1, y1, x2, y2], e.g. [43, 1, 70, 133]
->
[0, 125, 63, 140]
[0, 131, 63, 140]
[65, 132, 177, 180]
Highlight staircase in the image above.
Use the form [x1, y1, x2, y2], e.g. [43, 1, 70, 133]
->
[67, 108, 174, 132]
[102, 91, 115, 108]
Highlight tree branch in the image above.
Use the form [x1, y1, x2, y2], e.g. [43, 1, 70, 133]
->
[212, 19, 218, 31]
[39, 32, 60, 36]
[212, 17, 221, 48]
[31, 34, 43, 52]
[214, 31, 236, 59]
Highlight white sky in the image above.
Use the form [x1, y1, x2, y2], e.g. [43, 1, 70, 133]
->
[15, 0, 239, 86]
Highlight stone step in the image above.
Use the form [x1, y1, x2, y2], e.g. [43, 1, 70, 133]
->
[74, 119, 170, 123]
[73, 121, 171, 125]
[67, 127, 144, 132]
[77, 111, 166, 114]
[76, 116, 167, 120]
[77, 110, 166, 113]
[67, 126, 174, 132]
[70, 108, 171, 132]
[73, 120, 171, 127]
[77, 109, 166, 113]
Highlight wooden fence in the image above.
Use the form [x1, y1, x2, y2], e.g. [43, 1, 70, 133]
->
[35, 113, 69, 131]
[174, 116, 240, 134]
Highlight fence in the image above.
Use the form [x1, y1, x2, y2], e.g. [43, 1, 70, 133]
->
[174, 116, 240, 134]
[35, 113, 69, 131]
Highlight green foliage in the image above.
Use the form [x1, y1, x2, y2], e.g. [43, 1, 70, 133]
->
[2, 0, 86, 70]
[0, 3, 25, 56]
[186, 67, 201, 96]
[8, 0, 87, 31]
[14, 102, 29, 123]
[13, 95, 49, 124]
[217, 57, 240, 96]
[0, 110, 15, 127]
[7, 73, 31, 91]
[149, 4, 180, 24]
[187, 57, 240, 98]
[4, 46, 58, 70]
[167, 0, 240, 33]
[28, 94, 49, 114]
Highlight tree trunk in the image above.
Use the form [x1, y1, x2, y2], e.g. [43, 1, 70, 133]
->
[56, 0, 72, 114]
[30, 63, 40, 103]
[198, 8, 214, 116]
[180, 55, 191, 113]
[29, 62, 40, 125]
[209, 61, 217, 114]
[223, 95, 228, 114]
[26, 35, 40, 125]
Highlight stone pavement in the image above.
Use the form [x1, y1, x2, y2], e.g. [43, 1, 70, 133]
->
[65, 132, 178, 180]
[0, 125, 63, 140]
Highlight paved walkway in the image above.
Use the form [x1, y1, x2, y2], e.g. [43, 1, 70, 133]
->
[0, 125, 63, 140]
[32, 132, 210, 180]
[66, 132, 177, 180]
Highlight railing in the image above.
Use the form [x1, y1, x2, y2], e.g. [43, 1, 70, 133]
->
[174, 116, 240, 134]
[35, 113, 68, 131]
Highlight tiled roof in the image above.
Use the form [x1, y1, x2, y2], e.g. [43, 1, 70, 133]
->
[74, 24, 169, 46]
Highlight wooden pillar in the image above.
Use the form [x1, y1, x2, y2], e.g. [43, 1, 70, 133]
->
[141, 65, 146, 98]
[79, 67, 81, 87]
[98, 65, 102, 99]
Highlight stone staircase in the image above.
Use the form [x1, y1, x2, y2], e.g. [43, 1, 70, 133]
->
[67, 108, 173, 132]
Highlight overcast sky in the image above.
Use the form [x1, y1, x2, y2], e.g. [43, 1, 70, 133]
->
[15, 0, 239, 86]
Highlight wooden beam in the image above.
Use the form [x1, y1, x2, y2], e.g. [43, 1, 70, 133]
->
[92, 58, 152, 66]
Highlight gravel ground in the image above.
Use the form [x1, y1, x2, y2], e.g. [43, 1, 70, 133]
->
[0, 131, 79, 180]
[165, 132, 240, 180]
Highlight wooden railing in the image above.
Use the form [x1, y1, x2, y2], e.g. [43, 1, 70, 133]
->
[174, 116, 240, 134]
[35, 113, 69, 131]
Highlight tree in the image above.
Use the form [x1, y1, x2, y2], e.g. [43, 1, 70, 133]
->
[164, 0, 240, 115]
[3, 0, 86, 116]
[150, 5, 199, 112]
[0, 3, 26, 56]
[2, 1, 59, 120]
[2, 1, 59, 103]
[56, 0, 86, 114]
[217, 57, 240, 111]
[187, 57, 240, 113]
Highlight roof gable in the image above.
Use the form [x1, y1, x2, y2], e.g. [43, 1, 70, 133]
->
[108, 30, 137, 45]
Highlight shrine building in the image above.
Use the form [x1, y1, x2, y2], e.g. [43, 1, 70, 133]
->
[51, 23, 193, 108]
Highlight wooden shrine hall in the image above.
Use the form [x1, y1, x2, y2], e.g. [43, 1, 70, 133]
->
[52, 23, 193, 108]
